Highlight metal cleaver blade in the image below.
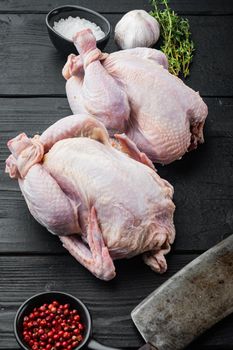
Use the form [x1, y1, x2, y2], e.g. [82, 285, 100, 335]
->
[131, 234, 233, 350]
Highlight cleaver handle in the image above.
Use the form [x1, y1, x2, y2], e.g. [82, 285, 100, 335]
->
[87, 338, 124, 350]
[138, 343, 159, 350]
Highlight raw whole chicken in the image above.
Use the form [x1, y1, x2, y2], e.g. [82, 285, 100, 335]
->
[5, 114, 175, 281]
[63, 29, 208, 164]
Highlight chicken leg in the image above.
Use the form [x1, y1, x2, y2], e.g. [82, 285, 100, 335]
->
[65, 30, 130, 134]
[19, 164, 80, 235]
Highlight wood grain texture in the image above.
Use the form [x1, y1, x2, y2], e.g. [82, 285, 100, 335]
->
[1, 0, 233, 348]
[0, 254, 233, 349]
[1, 97, 233, 253]
[0, 0, 232, 14]
[0, 14, 233, 96]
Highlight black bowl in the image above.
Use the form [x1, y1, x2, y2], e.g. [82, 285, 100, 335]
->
[46, 5, 111, 56]
[14, 291, 92, 350]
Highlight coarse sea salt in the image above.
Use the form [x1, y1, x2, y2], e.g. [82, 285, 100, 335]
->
[53, 16, 105, 41]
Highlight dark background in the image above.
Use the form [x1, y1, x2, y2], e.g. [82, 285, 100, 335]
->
[0, 0, 233, 349]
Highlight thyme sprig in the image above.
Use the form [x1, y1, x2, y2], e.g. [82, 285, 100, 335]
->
[150, 0, 194, 77]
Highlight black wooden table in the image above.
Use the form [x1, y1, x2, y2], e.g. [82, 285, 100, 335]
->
[1, 1, 233, 349]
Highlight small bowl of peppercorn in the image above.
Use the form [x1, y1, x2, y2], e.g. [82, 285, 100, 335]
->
[14, 291, 91, 350]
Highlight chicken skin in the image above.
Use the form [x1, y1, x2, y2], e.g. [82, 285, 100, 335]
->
[63, 29, 208, 164]
[6, 114, 175, 280]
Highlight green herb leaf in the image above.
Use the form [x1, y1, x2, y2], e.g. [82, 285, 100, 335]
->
[150, 0, 195, 77]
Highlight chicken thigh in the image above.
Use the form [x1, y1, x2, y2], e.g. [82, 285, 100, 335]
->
[5, 114, 175, 280]
[63, 29, 208, 164]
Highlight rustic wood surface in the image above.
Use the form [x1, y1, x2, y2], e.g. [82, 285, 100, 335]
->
[0, 0, 233, 349]
[0, 14, 233, 96]
[0, 0, 232, 14]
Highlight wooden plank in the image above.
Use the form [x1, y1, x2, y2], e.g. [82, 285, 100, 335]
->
[0, 98, 71, 253]
[0, 254, 233, 349]
[0, 0, 232, 15]
[0, 97, 233, 253]
[0, 14, 232, 96]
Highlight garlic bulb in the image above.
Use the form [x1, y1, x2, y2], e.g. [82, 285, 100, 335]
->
[114, 10, 160, 49]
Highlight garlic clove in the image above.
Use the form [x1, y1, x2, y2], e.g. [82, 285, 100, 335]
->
[114, 10, 160, 50]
